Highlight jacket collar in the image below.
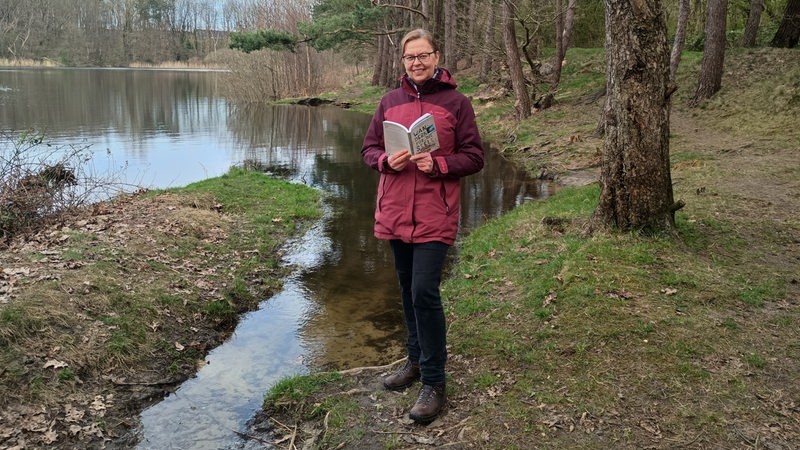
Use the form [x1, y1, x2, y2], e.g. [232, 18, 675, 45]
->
[401, 68, 457, 96]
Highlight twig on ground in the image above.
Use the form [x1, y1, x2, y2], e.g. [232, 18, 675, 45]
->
[338, 358, 406, 375]
[270, 417, 294, 433]
[435, 417, 470, 435]
[371, 429, 426, 436]
[663, 430, 703, 446]
[287, 424, 297, 450]
[323, 410, 331, 441]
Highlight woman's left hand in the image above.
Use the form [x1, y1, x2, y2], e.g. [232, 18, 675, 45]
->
[410, 153, 434, 174]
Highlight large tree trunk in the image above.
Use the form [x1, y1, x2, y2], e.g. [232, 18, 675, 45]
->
[502, 0, 531, 120]
[741, 0, 764, 47]
[670, 0, 690, 82]
[690, 0, 727, 106]
[771, 0, 800, 48]
[589, 0, 676, 233]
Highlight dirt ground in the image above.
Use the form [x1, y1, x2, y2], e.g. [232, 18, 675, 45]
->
[2, 48, 798, 449]
[1, 193, 268, 449]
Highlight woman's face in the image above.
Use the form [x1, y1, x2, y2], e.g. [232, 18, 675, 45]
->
[402, 38, 440, 85]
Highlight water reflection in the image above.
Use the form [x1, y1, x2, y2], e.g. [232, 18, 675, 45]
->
[225, 104, 556, 370]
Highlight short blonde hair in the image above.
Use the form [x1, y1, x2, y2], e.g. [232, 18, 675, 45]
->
[400, 29, 439, 53]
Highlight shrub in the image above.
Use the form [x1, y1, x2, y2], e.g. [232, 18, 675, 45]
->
[0, 130, 124, 244]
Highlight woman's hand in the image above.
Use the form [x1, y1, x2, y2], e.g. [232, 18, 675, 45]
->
[411, 152, 434, 174]
[387, 150, 412, 171]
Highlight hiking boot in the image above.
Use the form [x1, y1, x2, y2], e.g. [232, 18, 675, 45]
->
[382, 360, 420, 391]
[409, 383, 446, 424]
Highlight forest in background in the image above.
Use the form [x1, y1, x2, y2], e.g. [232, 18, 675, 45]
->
[1, 0, 797, 97]
[3, 0, 798, 228]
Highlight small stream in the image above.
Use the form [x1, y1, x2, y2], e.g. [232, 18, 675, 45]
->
[136, 143, 555, 448]
[136, 204, 336, 449]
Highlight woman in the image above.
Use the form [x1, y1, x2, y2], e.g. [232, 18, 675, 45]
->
[361, 29, 484, 424]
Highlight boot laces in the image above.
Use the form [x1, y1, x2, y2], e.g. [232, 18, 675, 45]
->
[417, 385, 437, 404]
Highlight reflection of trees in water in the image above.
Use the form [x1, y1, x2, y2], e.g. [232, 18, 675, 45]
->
[0, 69, 223, 139]
[227, 105, 368, 176]
[460, 144, 556, 234]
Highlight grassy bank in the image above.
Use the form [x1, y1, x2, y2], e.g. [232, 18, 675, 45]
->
[0, 168, 321, 447]
[257, 48, 800, 448]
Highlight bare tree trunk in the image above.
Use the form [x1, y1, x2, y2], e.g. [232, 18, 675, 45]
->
[479, 0, 497, 82]
[741, 0, 764, 47]
[690, 0, 706, 37]
[771, 0, 800, 48]
[502, 0, 531, 120]
[690, 0, 727, 105]
[422, 0, 431, 29]
[589, 0, 676, 233]
[372, 35, 385, 86]
[433, 0, 445, 41]
[443, 0, 457, 71]
[541, 0, 577, 109]
[462, 0, 478, 69]
[305, 45, 312, 95]
[670, 0, 690, 82]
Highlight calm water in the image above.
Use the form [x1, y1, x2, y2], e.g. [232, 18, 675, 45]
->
[0, 68, 555, 448]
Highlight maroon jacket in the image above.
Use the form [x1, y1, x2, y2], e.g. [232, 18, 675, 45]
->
[362, 69, 484, 245]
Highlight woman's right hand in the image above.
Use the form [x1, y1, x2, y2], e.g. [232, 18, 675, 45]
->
[387, 150, 412, 171]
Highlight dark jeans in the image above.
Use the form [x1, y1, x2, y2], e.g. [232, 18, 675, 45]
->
[390, 240, 450, 386]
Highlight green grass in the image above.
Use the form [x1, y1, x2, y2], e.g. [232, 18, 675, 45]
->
[264, 372, 343, 407]
[0, 167, 323, 412]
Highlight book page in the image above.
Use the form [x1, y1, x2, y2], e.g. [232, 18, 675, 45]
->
[383, 120, 412, 155]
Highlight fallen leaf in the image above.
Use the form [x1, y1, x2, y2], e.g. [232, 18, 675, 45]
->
[43, 359, 68, 369]
[543, 291, 557, 307]
[42, 429, 58, 444]
[174, 341, 185, 351]
[64, 405, 85, 423]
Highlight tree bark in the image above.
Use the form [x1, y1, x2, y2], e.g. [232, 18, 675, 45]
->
[542, 0, 577, 109]
[741, 0, 764, 47]
[372, 35, 383, 86]
[690, 0, 727, 106]
[771, 0, 800, 48]
[589, 0, 676, 233]
[670, 0, 690, 82]
[479, 0, 497, 83]
[444, 0, 457, 71]
[462, 0, 478, 69]
[502, 0, 531, 120]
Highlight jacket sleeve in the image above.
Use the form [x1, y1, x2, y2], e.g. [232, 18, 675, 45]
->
[433, 97, 484, 178]
[361, 103, 392, 173]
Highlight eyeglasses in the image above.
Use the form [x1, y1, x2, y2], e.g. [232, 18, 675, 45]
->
[402, 51, 436, 64]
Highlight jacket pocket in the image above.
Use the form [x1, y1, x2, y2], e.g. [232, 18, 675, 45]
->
[439, 180, 451, 215]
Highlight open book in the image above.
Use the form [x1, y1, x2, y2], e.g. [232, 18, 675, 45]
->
[383, 113, 440, 155]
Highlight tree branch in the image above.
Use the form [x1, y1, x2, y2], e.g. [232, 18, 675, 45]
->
[371, 1, 429, 21]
